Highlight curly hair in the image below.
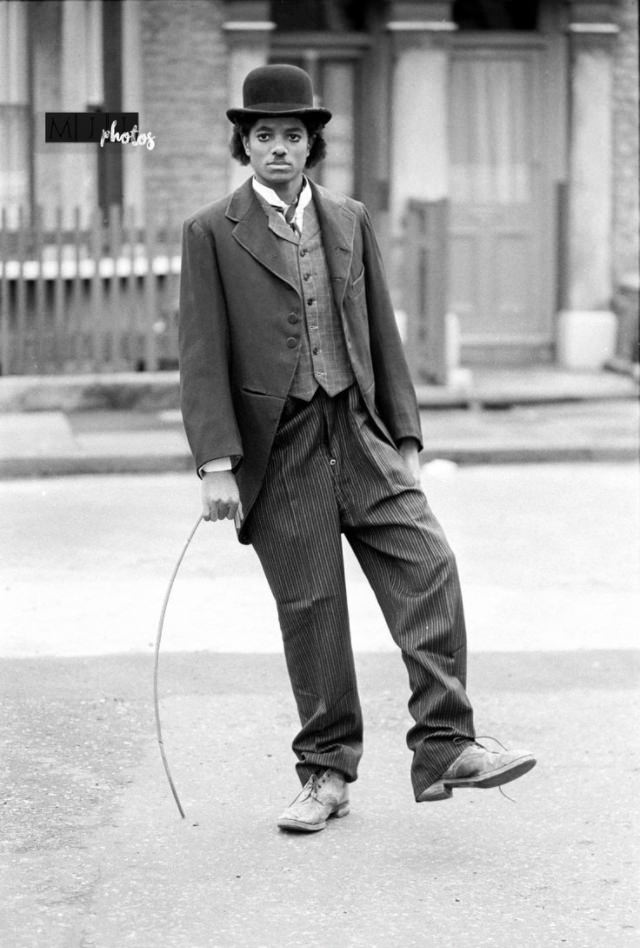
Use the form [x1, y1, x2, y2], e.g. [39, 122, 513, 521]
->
[229, 115, 327, 168]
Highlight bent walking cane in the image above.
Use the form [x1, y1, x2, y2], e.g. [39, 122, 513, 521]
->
[153, 514, 203, 819]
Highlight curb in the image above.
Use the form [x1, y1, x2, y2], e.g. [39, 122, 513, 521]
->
[421, 445, 638, 465]
[1, 444, 636, 480]
[1, 371, 637, 414]
[0, 373, 181, 414]
[0, 453, 194, 479]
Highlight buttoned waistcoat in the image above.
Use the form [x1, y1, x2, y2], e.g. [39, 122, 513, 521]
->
[271, 196, 355, 400]
[178, 177, 422, 544]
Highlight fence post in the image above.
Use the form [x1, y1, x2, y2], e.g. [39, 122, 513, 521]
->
[89, 206, 103, 368]
[123, 205, 137, 368]
[53, 206, 65, 370]
[109, 204, 124, 370]
[403, 199, 449, 385]
[33, 205, 46, 373]
[15, 207, 27, 374]
[143, 213, 158, 372]
[0, 208, 9, 375]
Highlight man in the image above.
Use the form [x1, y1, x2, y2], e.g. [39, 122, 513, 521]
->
[178, 64, 535, 833]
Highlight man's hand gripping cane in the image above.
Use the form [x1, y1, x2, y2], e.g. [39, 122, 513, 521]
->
[200, 471, 243, 524]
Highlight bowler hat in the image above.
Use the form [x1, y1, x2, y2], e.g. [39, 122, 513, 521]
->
[226, 64, 332, 125]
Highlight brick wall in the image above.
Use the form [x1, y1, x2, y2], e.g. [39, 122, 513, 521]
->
[612, 0, 639, 286]
[139, 0, 230, 224]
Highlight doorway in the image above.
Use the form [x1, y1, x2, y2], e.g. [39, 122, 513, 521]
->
[448, 38, 556, 364]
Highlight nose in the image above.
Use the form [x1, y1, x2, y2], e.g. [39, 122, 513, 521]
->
[272, 139, 287, 155]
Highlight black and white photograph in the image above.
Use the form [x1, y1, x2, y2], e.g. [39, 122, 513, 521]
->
[1, 1, 638, 945]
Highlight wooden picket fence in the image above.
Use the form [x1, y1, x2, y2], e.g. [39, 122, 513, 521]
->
[0, 205, 182, 375]
[1, 199, 451, 380]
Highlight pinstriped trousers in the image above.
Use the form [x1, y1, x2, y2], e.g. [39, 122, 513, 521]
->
[247, 385, 476, 798]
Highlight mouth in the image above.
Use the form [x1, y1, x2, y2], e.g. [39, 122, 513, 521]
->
[268, 162, 291, 168]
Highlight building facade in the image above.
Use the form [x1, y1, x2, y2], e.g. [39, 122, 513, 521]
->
[1, 0, 638, 370]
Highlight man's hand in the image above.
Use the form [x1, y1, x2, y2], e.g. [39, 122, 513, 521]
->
[398, 438, 422, 487]
[201, 471, 243, 523]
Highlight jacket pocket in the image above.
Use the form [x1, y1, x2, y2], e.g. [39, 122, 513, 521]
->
[240, 385, 272, 397]
[347, 267, 365, 298]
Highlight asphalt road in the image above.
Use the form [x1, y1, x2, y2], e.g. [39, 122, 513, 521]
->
[1, 464, 639, 947]
[0, 463, 637, 656]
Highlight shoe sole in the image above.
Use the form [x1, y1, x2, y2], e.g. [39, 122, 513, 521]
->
[445, 755, 537, 790]
[417, 783, 453, 802]
[417, 755, 536, 802]
[277, 802, 350, 833]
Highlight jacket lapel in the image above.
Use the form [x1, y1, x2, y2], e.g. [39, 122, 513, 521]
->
[225, 178, 358, 307]
[309, 181, 356, 312]
[226, 179, 300, 293]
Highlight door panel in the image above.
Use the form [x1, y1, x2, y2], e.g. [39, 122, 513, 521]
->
[268, 51, 361, 197]
[320, 60, 356, 196]
[449, 42, 552, 358]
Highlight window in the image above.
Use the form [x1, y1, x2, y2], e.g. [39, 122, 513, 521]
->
[267, 53, 358, 196]
[272, 0, 372, 32]
[453, 0, 539, 31]
[269, 1, 374, 197]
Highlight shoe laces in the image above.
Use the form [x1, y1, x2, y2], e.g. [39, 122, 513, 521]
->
[473, 735, 517, 802]
[304, 773, 321, 797]
[473, 734, 509, 752]
[295, 770, 327, 804]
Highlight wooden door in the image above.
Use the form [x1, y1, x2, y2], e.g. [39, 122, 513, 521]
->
[449, 40, 554, 363]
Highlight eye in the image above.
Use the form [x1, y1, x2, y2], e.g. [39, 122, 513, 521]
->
[289, 134, 301, 143]
[256, 132, 271, 142]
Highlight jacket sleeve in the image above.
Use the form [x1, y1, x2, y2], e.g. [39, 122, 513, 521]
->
[360, 205, 423, 450]
[178, 218, 243, 474]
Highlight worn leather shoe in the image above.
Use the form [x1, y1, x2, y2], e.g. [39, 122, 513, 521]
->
[417, 742, 536, 802]
[277, 768, 350, 832]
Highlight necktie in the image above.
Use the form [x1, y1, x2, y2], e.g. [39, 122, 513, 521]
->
[271, 198, 300, 235]
[284, 203, 299, 234]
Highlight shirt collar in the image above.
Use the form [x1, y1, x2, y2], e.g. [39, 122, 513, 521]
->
[252, 175, 310, 210]
[252, 176, 311, 234]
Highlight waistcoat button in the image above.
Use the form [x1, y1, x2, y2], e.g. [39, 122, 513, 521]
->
[286, 337, 297, 348]
[288, 313, 299, 324]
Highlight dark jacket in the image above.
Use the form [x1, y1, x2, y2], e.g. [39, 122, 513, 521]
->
[178, 177, 422, 541]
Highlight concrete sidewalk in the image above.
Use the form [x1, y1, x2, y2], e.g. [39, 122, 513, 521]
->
[0, 367, 637, 477]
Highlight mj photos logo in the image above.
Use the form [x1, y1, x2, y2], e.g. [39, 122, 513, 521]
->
[45, 113, 156, 150]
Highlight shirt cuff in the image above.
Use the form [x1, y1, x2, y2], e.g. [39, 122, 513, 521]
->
[199, 457, 232, 476]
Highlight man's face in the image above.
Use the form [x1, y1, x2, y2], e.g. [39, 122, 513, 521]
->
[243, 117, 310, 192]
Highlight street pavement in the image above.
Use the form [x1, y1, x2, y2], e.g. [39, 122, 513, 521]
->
[1, 463, 639, 947]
